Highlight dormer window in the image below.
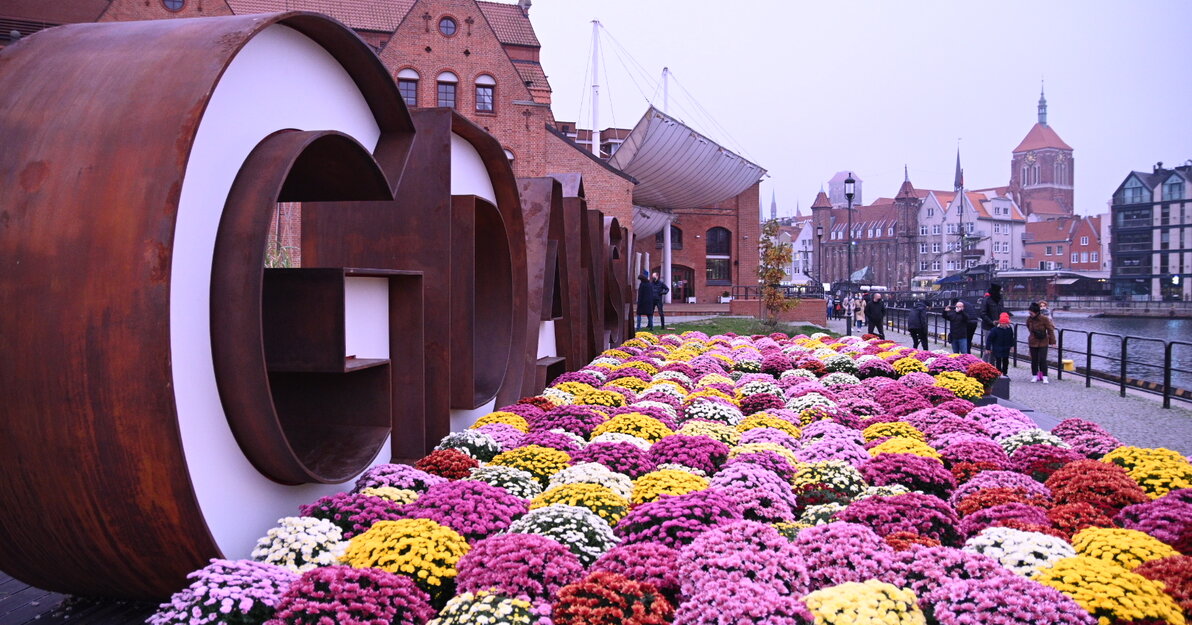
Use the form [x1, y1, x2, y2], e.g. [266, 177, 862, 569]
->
[1164, 176, 1184, 201]
[1123, 177, 1147, 204]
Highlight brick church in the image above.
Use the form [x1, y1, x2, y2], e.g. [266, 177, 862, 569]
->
[2, 0, 763, 304]
[811, 88, 1102, 290]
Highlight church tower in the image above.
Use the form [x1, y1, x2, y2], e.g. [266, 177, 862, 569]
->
[894, 166, 923, 289]
[1009, 85, 1074, 218]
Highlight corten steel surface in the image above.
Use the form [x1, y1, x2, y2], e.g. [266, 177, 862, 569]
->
[0, 13, 413, 598]
[604, 217, 632, 346]
[211, 130, 394, 484]
[517, 177, 565, 395]
[302, 109, 529, 447]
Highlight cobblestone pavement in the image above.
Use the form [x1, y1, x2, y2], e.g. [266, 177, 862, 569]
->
[872, 323, 1192, 456]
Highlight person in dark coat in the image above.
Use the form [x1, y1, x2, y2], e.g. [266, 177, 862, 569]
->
[987, 312, 1015, 375]
[942, 299, 972, 355]
[979, 284, 1009, 360]
[649, 272, 670, 330]
[1026, 302, 1057, 383]
[864, 292, 887, 338]
[907, 299, 930, 350]
[636, 270, 655, 331]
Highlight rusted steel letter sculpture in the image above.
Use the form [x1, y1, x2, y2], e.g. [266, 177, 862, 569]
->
[0, 12, 547, 599]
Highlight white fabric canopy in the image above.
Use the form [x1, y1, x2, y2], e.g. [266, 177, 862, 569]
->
[609, 107, 766, 210]
[632, 204, 672, 239]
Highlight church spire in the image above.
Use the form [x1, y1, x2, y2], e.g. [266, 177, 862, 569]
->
[954, 148, 964, 192]
[770, 190, 777, 221]
[1038, 81, 1048, 126]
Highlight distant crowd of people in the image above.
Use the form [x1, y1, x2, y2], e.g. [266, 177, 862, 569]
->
[829, 285, 1059, 382]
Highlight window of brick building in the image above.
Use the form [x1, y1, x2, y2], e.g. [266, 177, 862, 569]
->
[1164, 176, 1185, 201]
[475, 74, 495, 113]
[705, 227, 731, 285]
[437, 72, 458, 108]
[932, 224, 941, 235]
[655, 226, 683, 250]
[920, 225, 928, 236]
[397, 68, 419, 107]
[438, 17, 457, 36]
[162, 0, 184, 10]
[1080, 236, 1089, 246]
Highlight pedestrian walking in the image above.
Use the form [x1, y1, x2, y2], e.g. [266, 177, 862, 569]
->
[907, 299, 930, 350]
[650, 272, 670, 330]
[854, 296, 865, 329]
[987, 312, 1015, 375]
[979, 284, 1009, 361]
[635, 270, 655, 331]
[1026, 302, 1057, 383]
[942, 299, 971, 355]
[864, 292, 887, 338]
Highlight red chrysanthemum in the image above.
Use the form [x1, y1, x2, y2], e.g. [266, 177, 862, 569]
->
[414, 448, 479, 480]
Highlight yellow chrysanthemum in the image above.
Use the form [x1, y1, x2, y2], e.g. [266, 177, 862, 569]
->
[893, 357, 928, 375]
[613, 360, 659, 375]
[530, 483, 630, 524]
[590, 413, 674, 443]
[933, 370, 985, 400]
[862, 421, 924, 443]
[729, 442, 799, 465]
[1102, 446, 1192, 498]
[631, 468, 709, 504]
[602, 348, 633, 360]
[867, 437, 941, 460]
[1034, 556, 1184, 625]
[677, 421, 740, 446]
[553, 381, 598, 395]
[572, 388, 627, 408]
[357, 487, 420, 505]
[738, 414, 802, 438]
[342, 519, 469, 595]
[605, 376, 649, 393]
[1071, 527, 1178, 570]
[490, 445, 572, 485]
[804, 580, 927, 625]
[686, 388, 737, 405]
[469, 411, 529, 432]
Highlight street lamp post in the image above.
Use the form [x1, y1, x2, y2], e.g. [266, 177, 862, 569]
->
[816, 225, 824, 294]
[845, 173, 856, 336]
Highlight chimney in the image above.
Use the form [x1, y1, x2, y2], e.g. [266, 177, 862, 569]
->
[518, 0, 531, 15]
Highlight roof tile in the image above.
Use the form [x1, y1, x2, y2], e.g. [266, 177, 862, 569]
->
[477, 1, 538, 47]
[226, 0, 413, 31]
[1013, 123, 1073, 152]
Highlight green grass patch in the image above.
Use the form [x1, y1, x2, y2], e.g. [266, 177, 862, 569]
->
[642, 316, 833, 338]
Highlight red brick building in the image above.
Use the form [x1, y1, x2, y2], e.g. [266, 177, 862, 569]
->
[1023, 216, 1104, 271]
[2, 0, 761, 303]
[1009, 88, 1075, 218]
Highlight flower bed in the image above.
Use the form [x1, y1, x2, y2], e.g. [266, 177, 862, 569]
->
[152, 331, 1190, 624]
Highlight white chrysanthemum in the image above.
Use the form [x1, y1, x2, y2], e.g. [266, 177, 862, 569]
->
[505, 504, 618, 566]
[652, 370, 693, 388]
[589, 357, 622, 368]
[823, 354, 858, 374]
[780, 369, 818, 381]
[541, 387, 574, 406]
[812, 348, 838, 360]
[250, 516, 347, 573]
[998, 428, 1072, 453]
[820, 372, 861, 387]
[736, 379, 783, 398]
[854, 484, 912, 500]
[630, 400, 680, 421]
[683, 400, 744, 426]
[642, 383, 686, 400]
[435, 429, 502, 462]
[854, 354, 879, 364]
[654, 463, 709, 478]
[548, 462, 634, 499]
[963, 527, 1075, 577]
[799, 502, 845, 525]
[786, 393, 836, 413]
[589, 432, 653, 450]
[465, 465, 543, 499]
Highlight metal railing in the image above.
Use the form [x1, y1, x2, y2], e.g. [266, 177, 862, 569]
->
[731, 284, 826, 300]
[885, 307, 1192, 408]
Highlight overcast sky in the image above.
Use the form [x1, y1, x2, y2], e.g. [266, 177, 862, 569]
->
[531, 0, 1192, 219]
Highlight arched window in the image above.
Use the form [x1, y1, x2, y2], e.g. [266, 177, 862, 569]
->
[397, 68, 419, 107]
[654, 225, 683, 250]
[475, 74, 495, 113]
[436, 71, 458, 108]
[705, 227, 731, 285]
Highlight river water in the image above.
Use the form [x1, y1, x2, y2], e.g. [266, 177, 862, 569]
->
[1006, 312, 1192, 391]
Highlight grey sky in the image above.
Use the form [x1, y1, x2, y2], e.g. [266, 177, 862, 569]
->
[533, 0, 1192, 218]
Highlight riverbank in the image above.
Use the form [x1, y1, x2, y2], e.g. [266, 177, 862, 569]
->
[860, 319, 1192, 456]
